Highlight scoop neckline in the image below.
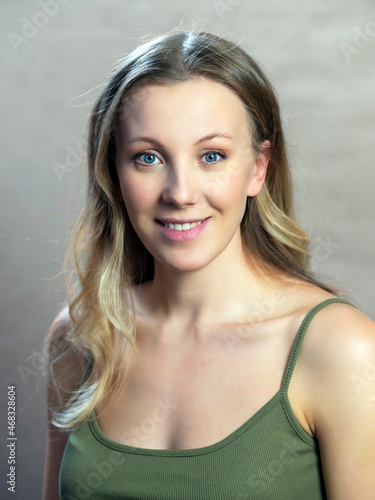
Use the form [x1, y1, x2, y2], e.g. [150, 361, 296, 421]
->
[89, 390, 283, 456]
[87, 298, 353, 456]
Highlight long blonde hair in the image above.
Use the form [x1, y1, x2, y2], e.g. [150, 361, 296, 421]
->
[48, 27, 344, 430]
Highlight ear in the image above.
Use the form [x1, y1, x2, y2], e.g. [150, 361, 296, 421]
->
[246, 140, 270, 197]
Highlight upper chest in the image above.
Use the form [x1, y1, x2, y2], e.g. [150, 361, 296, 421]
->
[95, 313, 313, 450]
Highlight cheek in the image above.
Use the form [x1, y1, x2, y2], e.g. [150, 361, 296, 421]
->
[206, 168, 250, 211]
[118, 174, 157, 214]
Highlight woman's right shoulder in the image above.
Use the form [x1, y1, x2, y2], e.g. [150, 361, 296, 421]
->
[46, 306, 76, 368]
[43, 306, 85, 500]
[46, 305, 72, 348]
[45, 305, 87, 406]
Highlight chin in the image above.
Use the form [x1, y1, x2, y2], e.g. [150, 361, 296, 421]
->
[154, 252, 213, 273]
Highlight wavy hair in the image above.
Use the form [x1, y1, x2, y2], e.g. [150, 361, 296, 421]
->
[47, 27, 345, 430]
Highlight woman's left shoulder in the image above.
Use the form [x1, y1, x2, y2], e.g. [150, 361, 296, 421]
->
[285, 281, 375, 357]
[297, 292, 375, 389]
[298, 295, 375, 497]
[306, 296, 375, 362]
[288, 286, 375, 419]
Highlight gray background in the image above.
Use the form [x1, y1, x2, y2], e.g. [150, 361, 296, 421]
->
[1, 0, 374, 498]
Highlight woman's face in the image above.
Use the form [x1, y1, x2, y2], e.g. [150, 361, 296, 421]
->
[115, 77, 268, 273]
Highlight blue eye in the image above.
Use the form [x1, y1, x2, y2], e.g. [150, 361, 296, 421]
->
[203, 152, 224, 163]
[136, 153, 158, 164]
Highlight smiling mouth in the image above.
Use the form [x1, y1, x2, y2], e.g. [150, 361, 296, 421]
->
[156, 219, 206, 231]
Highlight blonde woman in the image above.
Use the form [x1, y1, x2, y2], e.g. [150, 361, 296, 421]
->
[43, 29, 375, 499]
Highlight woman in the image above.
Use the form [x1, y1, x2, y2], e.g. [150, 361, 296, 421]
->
[43, 28, 375, 499]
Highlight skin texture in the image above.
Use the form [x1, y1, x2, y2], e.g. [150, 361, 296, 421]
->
[289, 302, 375, 499]
[115, 77, 271, 332]
[43, 77, 375, 500]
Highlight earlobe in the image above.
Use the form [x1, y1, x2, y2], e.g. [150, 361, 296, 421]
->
[246, 141, 270, 197]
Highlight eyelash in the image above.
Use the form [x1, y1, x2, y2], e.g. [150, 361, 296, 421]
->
[132, 150, 227, 167]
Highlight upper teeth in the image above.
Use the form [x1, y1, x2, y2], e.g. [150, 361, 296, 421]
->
[160, 220, 204, 231]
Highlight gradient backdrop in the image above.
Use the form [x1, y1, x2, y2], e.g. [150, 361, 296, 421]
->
[1, 0, 374, 498]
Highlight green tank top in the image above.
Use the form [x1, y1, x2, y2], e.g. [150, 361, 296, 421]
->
[59, 298, 356, 499]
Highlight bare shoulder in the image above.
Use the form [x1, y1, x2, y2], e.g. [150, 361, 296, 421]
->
[43, 306, 86, 500]
[45, 305, 73, 355]
[300, 299, 375, 378]
[44, 305, 87, 407]
[298, 299, 375, 497]
[290, 295, 375, 497]
[292, 294, 375, 431]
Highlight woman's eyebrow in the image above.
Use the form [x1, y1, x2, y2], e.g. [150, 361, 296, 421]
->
[127, 133, 233, 147]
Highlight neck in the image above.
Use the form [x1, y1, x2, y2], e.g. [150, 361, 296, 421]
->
[143, 231, 279, 337]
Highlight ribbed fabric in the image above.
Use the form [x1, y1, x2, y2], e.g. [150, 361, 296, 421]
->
[59, 298, 356, 499]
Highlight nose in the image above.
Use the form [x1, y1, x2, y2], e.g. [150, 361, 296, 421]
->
[161, 162, 200, 207]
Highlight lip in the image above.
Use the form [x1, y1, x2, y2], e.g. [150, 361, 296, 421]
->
[155, 217, 210, 242]
[156, 217, 208, 224]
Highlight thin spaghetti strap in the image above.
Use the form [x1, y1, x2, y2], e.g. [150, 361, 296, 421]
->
[281, 298, 357, 394]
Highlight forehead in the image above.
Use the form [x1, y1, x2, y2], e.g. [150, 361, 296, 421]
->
[117, 78, 252, 142]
